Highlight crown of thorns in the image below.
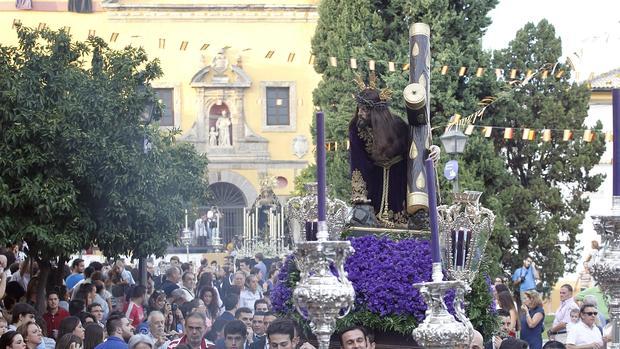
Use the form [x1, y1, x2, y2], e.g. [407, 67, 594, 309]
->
[354, 72, 393, 108]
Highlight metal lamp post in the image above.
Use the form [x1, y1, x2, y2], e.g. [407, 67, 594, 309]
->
[439, 127, 468, 192]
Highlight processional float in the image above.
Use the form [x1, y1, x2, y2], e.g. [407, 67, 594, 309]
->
[290, 22, 496, 349]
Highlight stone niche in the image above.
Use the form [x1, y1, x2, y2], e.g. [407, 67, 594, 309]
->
[183, 50, 270, 161]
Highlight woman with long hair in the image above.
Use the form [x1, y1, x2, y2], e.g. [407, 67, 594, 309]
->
[497, 291, 519, 334]
[57, 317, 84, 340]
[197, 286, 220, 321]
[520, 290, 545, 349]
[54, 334, 82, 349]
[0, 331, 25, 349]
[16, 322, 41, 349]
[147, 290, 166, 314]
[83, 323, 104, 349]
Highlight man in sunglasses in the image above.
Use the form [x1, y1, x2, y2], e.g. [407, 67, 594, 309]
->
[566, 304, 605, 349]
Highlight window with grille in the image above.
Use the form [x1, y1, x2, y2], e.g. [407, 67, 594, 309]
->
[266, 87, 290, 126]
[154, 88, 174, 127]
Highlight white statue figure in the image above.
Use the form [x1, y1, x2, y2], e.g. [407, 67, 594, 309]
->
[216, 111, 232, 146]
[209, 127, 218, 146]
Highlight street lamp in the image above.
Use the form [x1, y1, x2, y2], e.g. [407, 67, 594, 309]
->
[440, 127, 468, 192]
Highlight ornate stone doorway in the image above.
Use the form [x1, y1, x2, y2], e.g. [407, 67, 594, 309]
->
[207, 182, 247, 246]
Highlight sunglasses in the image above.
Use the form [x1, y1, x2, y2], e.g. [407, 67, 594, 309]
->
[583, 312, 598, 316]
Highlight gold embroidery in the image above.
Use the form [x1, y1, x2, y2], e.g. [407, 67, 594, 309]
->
[357, 126, 374, 155]
[351, 170, 370, 204]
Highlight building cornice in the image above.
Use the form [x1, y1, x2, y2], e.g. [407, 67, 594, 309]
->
[101, 2, 319, 22]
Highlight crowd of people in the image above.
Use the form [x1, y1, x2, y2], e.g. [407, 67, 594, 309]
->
[484, 256, 612, 349]
[0, 249, 381, 349]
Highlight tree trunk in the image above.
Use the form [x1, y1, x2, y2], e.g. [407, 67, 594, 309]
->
[36, 260, 51, 315]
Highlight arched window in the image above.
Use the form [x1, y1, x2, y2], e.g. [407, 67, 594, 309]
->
[206, 182, 247, 246]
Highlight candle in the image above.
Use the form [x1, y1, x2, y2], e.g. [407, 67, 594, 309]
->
[613, 89, 620, 196]
[424, 158, 441, 263]
[317, 112, 327, 222]
[184, 209, 188, 229]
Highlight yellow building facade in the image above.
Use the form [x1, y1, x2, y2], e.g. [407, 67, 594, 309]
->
[0, 0, 322, 244]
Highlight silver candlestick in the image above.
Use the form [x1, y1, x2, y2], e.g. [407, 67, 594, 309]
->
[591, 201, 620, 349]
[292, 223, 355, 349]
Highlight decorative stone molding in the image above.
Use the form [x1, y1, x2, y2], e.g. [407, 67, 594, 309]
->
[208, 170, 257, 205]
[101, 3, 319, 22]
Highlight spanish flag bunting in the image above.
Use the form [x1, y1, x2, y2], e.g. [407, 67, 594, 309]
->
[308, 54, 315, 65]
[606, 132, 613, 142]
[465, 124, 474, 135]
[287, 52, 296, 63]
[556, 70, 564, 78]
[526, 69, 533, 79]
[350, 58, 357, 69]
[200, 43, 209, 50]
[329, 56, 337, 67]
[179, 41, 188, 51]
[476, 67, 484, 77]
[265, 50, 275, 59]
[441, 65, 448, 75]
[495, 69, 502, 79]
[38, 22, 46, 30]
[584, 129, 593, 142]
[369, 60, 376, 71]
[88, 29, 96, 37]
[12, 19, 21, 28]
[483, 126, 492, 137]
[109, 32, 119, 42]
[563, 130, 573, 141]
[403, 63, 410, 71]
[522, 128, 530, 140]
[542, 129, 551, 142]
[458, 67, 466, 77]
[504, 128, 513, 139]
[542, 70, 548, 80]
[334, 142, 338, 151]
[388, 62, 395, 72]
[159, 38, 166, 49]
[510, 69, 517, 79]
[528, 130, 536, 141]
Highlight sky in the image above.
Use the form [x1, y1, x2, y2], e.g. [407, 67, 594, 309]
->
[482, 0, 620, 79]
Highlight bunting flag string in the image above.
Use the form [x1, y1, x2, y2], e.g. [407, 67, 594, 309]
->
[319, 126, 612, 152]
[8, 19, 586, 85]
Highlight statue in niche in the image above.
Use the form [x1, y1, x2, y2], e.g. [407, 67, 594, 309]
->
[212, 49, 229, 77]
[209, 127, 218, 146]
[216, 111, 232, 146]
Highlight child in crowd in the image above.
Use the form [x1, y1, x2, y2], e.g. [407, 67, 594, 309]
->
[566, 308, 580, 332]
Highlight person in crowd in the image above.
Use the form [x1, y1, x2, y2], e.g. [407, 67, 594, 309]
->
[147, 291, 166, 316]
[146, 312, 169, 349]
[55, 334, 82, 349]
[496, 291, 518, 334]
[512, 257, 539, 298]
[470, 330, 483, 349]
[217, 264, 233, 299]
[237, 263, 250, 277]
[24, 277, 40, 308]
[57, 317, 84, 341]
[0, 331, 26, 349]
[543, 341, 566, 349]
[339, 326, 367, 349]
[83, 323, 104, 349]
[13, 260, 34, 293]
[261, 271, 277, 298]
[95, 314, 134, 349]
[231, 274, 245, 293]
[71, 267, 94, 299]
[253, 301, 268, 315]
[253, 255, 266, 284]
[78, 313, 96, 326]
[261, 314, 276, 336]
[161, 269, 181, 298]
[548, 284, 579, 343]
[44, 291, 70, 338]
[68, 301, 85, 317]
[217, 295, 239, 323]
[34, 317, 55, 349]
[584, 241, 600, 269]
[488, 309, 515, 349]
[92, 281, 111, 320]
[197, 287, 221, 323]
[10, 303, 37, 331]
[124, 286, 146, 328]
[239, 277, 261, 311]
[221, 321, 246, 349]
[567, 309, 580, 332]
[250, 313, 265, 343]
[582, 295, 607, 327]
[0, 319, 8, 337]
[17, 321, 41, 349]
[498, 338, 528, 349]
[234, 309, 252, 332]
[65, 260, 85, 292]
[87, 304, 105, 327]
[566, 304, 604, 349]
[166, 312, 213, 349]
[520, 290, 545, 349]
[128, 335, 154, 349]
[179, 273, 196, 303]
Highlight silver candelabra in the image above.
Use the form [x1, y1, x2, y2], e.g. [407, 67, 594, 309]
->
[292, 223, 355, 349]
[591, 200, 620, 349]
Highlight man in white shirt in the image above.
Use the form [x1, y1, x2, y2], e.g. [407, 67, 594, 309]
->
[549, 284, 580, 343]
[180, 272, 196, 302]
[195, 212, 208, 246]
[566, 305, 604, 349]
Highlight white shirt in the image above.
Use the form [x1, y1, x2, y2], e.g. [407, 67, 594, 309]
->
[239, 289, 262, 311]
[553, 298, 579, 327]
[195, 218, 206, 237]
[566, 320, 603, 346]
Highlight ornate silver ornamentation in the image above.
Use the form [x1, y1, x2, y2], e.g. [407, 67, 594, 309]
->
[591, 207, 620, 349]
[287, 183, 349, 241]
[293, 240, 355, 349]
[438, 191, 495, 285]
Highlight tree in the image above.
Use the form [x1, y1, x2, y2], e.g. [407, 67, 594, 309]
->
[298, 0, 498, 200]
[0, 25, 209, 312]
[463, 20, 605, 289]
